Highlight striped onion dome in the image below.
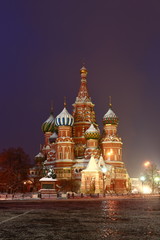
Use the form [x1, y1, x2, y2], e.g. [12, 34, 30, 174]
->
[41, 113, 55, 133]
[103, 107, 119, 125]
[84, 124, 100, 139]
[55, 107, 74, 126]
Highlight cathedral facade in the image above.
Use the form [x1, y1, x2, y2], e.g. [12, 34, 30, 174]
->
[32, 66, 130, 194]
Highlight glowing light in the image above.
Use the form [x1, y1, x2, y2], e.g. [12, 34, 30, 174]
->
[140, 176, 146, 182]
[143, 186, 152, 194]
[102, 167, 107, 173]
[154, 177, 160, 183]
[132, 188, 139, 194]
[144, 161, 151, 167]
[107, 149, 113, 158]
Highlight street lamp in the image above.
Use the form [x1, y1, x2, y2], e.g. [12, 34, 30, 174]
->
[140, 176, 146, 193]
[144, 161, 151, 167]
[154, 176, 160, 182]
[102, 167, 107, 197]
[143, 161, 157, 193]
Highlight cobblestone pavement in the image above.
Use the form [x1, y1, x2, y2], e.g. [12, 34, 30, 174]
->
[0, 196, 160, 240]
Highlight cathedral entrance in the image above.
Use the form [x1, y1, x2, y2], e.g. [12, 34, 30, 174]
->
[90, 177, 95, 193]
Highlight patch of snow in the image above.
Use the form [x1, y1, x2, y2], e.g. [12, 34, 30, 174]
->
[85, 124, 99, 133]
[83, 156, 101, 172]
[35, 152, 44, 158]
[103, 108, 117, 119]
[39, 177, 57, 182]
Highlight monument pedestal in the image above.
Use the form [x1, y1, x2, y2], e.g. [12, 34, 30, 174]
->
[39, 177, 57, 199]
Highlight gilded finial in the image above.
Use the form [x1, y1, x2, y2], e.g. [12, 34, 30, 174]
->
[109, 96, 112, 108]
[64, 96, 67, 107]
[80, 63, 88, 79]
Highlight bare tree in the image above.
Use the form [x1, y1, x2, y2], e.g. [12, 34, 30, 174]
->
[0, 147, 31, 193]
[143, 163, 160, 193]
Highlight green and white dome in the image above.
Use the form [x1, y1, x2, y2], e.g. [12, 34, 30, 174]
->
[42, 113, 55, 133]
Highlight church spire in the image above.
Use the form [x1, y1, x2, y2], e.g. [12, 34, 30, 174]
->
[72, 65, 97, 158]
[75, 65, 91, 103]
[80, 65, 88, 82]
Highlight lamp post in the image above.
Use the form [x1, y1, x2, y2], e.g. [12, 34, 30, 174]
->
[140, 176, 146, 193]
[144, 161, 157, 193]
[102, 167, 107, 197]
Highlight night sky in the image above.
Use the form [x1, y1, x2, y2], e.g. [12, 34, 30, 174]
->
[1, 0, 160, 177]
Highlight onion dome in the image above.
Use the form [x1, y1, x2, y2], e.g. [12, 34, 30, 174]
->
[103, 97, 119, 125]
[84, 124, 100, 139]
[41, 112, 55, 133]
[55, 100, 74, 127]
[103, 108, 119, 125]
[49, 132, 58, 143]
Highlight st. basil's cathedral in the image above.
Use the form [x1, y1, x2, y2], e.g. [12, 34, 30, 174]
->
[31, 66, 130, 194]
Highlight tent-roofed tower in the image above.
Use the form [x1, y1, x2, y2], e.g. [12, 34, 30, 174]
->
[72, 66, 97, 158]
[81, 155, 103, 193]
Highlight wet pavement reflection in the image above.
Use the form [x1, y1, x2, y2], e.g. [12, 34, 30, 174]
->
[0, 197, 160, 240]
